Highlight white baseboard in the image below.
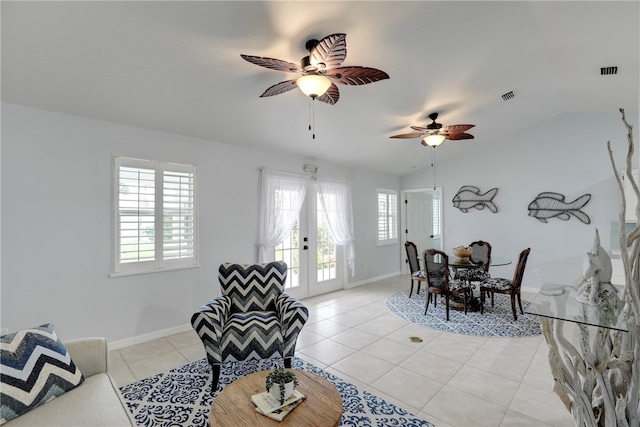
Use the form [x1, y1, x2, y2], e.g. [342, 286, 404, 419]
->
[346, 271, 402, 289]
[109, 323, 193, 350]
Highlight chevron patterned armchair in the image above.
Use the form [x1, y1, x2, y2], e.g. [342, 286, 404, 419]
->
[191, 261, 309, 392]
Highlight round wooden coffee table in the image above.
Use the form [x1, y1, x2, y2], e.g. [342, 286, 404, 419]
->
[210, 369, 342, 426]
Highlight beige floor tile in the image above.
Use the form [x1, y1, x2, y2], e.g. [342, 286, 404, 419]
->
[400, 351, 463, 384]
[109, 364, 136, 388]
[330, 328, 381, 350]
[418, 413, 454, 427]
[177, 342, 206, 362]
[465, 347, 531, 382]
[164, 330, 200, 349]
[296, 353, 327, 370]
[297, 338, 356, 365]
[421, 333, 483, 364]
[422, 385, 508, 427]
[480, 337, 539, 363]
[385, 323, 443, 348]
[521, 357, 556, 391]
[302, 319, 351, 338]
[448, 365, 520, 407]
[127, 350, 189, 380]
[307, 304, 341, 320]
[366, 385, 423, 417]
[500, 409, 553, 426]
[109, 349, 126, 368]
[361, 337, 418, 365]
[371, 366, 443, 410]
[118, 338, 175, 363]
[354, 312, 409, 336]
[509, 383, 575, 427]
[296, 330, 326, 350]
[322, 366, 367, 391]
[331, 352, 395, 384]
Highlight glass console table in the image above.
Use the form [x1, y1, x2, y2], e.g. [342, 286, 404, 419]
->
[525, 282, 628, 332]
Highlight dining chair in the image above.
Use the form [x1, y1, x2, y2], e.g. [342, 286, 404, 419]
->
[405, 241, 427, 298]
[454, 240, 492, 283]
[423, 248, 471, 321]
[479, 248, 531, 320]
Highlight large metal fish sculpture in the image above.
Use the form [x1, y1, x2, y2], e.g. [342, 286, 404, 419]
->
[528, 192, 591, 224]
[452, 186, 499, 213]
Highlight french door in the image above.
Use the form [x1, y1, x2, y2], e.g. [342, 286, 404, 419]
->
[275, 185, 344, 299]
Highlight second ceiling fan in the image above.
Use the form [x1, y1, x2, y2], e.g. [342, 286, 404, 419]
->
[390, 113, 475, 147]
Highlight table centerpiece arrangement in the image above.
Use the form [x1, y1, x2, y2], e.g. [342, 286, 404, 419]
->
[452, 245, 473, 261]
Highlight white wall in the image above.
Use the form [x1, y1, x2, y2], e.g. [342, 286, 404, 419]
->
[401, 111, 639, 289]
[1, 103, 400, 342]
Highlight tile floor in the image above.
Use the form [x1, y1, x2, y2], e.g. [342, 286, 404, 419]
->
[109, 274, 576, 427]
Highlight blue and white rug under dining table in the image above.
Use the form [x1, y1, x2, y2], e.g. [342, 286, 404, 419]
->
[386, 289, 542, 337]
[120, 356, 436, 427]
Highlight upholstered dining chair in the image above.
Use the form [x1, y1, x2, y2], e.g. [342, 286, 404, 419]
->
[454, 240, 492, 283]
[191, 261, 309, 392]
[405, 241, 427, 297]
[423, 248, 471, 321]
[479, 248, 531, 320]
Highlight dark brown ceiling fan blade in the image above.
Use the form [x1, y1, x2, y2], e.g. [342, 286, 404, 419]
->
[309, 33, 346, 69]
[259, 80, 298, 97]
[445, 132, 475, 140]
[443, 124, 475, 133]
[328, 66, 390, 85]
[240, 54, 302, 73]
[389, 132, 425, 139]
[410, 125, 429, 132]
[316, 83, 340, 105]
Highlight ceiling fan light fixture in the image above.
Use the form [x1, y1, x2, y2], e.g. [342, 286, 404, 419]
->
[296, 74, 331, 98]
[423, 134, 446, 147]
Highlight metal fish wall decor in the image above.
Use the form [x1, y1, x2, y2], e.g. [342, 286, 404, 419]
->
[452, 185, 499, 213]
[528, 192, 591, 224]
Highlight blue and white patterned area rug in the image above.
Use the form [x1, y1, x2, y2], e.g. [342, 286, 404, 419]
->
[120, 357, 435, 427]
[386, 290, 542, 337]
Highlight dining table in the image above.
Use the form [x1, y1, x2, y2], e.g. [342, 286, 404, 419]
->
[447, 255, 512, 311]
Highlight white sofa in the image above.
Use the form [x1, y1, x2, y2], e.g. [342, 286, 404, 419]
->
[5, 337, 136, 426]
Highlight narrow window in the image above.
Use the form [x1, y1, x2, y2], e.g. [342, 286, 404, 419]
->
[377, 189, 398, 245]
[113, 157, 198, 276]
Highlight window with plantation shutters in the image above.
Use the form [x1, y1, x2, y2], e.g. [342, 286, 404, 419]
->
[377, 189, 398, 245]
[112, 157, 198, 276]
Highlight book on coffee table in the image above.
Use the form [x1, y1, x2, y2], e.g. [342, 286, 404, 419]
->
[251, 390, 306, 421]
[254, 393, 307, 421]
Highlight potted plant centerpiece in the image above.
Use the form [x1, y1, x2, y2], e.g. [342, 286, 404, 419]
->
[265, 368, 298, 405]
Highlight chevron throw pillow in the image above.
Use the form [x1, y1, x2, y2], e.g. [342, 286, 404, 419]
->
[0, 323, 84, 424]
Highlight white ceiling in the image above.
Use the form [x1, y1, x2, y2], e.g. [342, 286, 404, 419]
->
[2, 1, 638, 176]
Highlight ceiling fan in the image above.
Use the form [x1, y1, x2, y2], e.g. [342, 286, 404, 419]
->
[240, 33, 389, 105]
[390, 113, 475, 147]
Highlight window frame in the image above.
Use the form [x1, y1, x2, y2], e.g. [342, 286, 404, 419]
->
[111, 156, 198, 277]
[377, 189, 399, 246]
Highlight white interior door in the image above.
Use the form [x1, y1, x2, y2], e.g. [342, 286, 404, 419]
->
[275, 184, 344, 299]
[401, 188, 443, 273]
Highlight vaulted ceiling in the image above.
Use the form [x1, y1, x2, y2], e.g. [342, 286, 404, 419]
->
[2, 1, 638, 176]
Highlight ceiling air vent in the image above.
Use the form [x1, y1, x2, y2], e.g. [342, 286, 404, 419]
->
[601, 66, 618, 75]
[501, 91, 515, 101]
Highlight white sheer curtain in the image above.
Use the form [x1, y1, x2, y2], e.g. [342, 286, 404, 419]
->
[317, 177, 356, 276]
[257, 169, 310, 262]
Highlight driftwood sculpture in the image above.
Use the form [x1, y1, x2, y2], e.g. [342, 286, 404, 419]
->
[539, 108, 639, 426]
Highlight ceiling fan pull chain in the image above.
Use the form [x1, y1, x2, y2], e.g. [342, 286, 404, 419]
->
[312, 98, 316, 139]
[431, 147, 437, 190]
[308, 97, 312, 132]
